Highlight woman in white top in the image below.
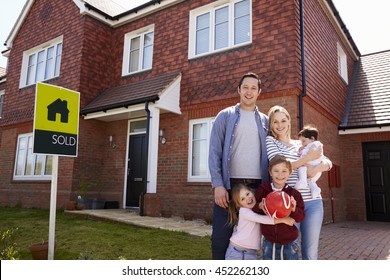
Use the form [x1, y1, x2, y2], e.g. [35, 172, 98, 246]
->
[225, 184, 294, 260]
[266, 105, 332, 260]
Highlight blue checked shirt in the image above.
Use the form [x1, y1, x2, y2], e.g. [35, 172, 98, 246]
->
[208, 104, 270, 190]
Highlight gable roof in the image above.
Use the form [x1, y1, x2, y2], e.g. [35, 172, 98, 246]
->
[83, 0, 158, 18]
[339, 50, 390, 134]
[81, 71, 181, 115]
[3, 0, 180, 49]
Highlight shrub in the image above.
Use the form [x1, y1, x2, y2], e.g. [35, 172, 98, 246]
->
[0, 228, 20, 260]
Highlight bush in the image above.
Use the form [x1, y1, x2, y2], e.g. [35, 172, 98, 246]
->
[0, 228, 20, 260]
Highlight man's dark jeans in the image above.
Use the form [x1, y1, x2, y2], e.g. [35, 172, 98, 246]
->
[211, 181, 260, 260]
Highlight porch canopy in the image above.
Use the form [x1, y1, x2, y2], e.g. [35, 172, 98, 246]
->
[81, 71, 181, 121]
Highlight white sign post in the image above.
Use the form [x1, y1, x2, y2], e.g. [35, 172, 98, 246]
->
[48, 155, 58, 260]
[33, 83, 80, 260]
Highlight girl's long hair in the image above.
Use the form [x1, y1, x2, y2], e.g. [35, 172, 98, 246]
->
[227, 184, 254, 226]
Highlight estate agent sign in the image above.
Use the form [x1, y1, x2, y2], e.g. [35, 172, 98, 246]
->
[33, 82, 80, 157]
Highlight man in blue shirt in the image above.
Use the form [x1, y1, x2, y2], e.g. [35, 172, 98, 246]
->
[208, 72, 269, 260]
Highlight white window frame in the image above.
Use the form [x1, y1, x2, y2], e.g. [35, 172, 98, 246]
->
[0, 90, 4, 118]
[188, 0, 252, 59]
[19, 36, 63, 88]
[337, 43, 348, 84]
[13, 133, 52, 181]
[188, 117, 214, 182]
[122, 25, 154, 76]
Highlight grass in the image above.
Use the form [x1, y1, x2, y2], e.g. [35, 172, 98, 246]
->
[0, 207, 211, 260]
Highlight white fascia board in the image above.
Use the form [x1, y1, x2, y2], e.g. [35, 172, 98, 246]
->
[5, 0, 34, 48]
[83, 104, 145, 120]
[321, 0, 359, 60]
[78, 0, 183, 28]
[156, 74, 182, 115]
[339, 126, 390, 135]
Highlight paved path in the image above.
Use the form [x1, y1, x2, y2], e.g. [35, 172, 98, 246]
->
[66, 209, 390, 260]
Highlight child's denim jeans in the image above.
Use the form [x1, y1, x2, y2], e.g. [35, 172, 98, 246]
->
[225, 243, 260, 260]
[262, 238, 299, 260]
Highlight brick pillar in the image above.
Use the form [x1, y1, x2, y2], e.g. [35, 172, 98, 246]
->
[143, 193, 161, 217]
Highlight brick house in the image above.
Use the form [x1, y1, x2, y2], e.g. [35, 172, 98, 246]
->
[1, 0, 389, 223]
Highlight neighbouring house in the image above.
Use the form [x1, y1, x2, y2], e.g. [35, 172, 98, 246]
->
[0, 0, 389, 223]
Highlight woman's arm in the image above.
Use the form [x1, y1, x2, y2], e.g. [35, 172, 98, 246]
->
[307, 157, 332, 178]
[291, 145, 323, 170]
[266, 136, 322, 170]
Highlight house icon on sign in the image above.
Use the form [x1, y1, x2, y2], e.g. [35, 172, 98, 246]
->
[47, 98, 70, 123]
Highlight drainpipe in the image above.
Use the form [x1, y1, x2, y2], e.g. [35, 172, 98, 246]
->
[298, 0, 306, 130]
[140, 101, 151, 216]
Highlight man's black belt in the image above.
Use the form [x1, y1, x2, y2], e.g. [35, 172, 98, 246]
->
[230, 178, 262, 185]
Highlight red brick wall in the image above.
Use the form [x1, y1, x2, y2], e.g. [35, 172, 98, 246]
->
[0, 123, 53, 207]
[0, 80, 5, 146]
[304, 0, 356, 120]
[0, 0, 372, 226]
[340, 132, 390, 221]
[1, 0, 84, 127]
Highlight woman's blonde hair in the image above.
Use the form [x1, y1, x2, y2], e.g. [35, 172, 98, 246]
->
[227, 184, 255, 226]
[267, 105, 291, 139]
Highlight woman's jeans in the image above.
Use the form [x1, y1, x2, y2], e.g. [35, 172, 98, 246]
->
[262, 238, 299, 260]
[295, 199, 324, 260]
[225, 244, 259, 260]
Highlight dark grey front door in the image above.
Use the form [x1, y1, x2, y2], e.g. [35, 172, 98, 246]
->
[126, 134, 147, 207]
[363, 141, 390, 222]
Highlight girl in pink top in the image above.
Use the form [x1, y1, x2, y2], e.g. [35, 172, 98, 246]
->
[225, 184, 294, 260]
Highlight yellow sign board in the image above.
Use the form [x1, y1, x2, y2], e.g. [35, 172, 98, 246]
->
[33, 83, 80, 156]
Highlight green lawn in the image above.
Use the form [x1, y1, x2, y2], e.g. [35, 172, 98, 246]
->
[0, 207, 211, 260]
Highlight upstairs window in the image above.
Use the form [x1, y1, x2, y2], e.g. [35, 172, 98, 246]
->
[122, 25, 154, 76]
[338, 43, 348, 84]
[0, 90, 4, 118]
[20, 36, 63, 88]
[14, 133, 52, 180]
[189, 0, 251, 58]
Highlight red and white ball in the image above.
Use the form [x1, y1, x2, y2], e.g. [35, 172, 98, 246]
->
[264, 191, 292, 219]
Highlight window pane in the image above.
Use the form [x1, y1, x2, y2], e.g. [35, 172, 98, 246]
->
[192, 140, 207, 176]
[45, 156, 53, 175]
[45, 46, 54, 80]
[192, 123, 207, 176]
[143, 45, 153, 69]
[25, 136, 34, 176]
[129, 50, 139, 72]
[130, 120, 147, 133]
[193, 123, 207, 139]
[196, 13, 210, 55]
[54, 43, 62, 77]
[144, 32, 154, 46]
[196, 12, 210, 29]
[0, 94, 4, 116]
[235, 0, 250, 17]
[35, 50, 45, 82]
[215, 7, 229, 50]
[142, 32, 154, 69]
[15, 137, 27, 176]
[129, 37, 140, 72]
[234, 0, 250, 45]
[34, 155, 44, 175]
[27, 54, 36, 85]
[14, 134, 52, 178]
